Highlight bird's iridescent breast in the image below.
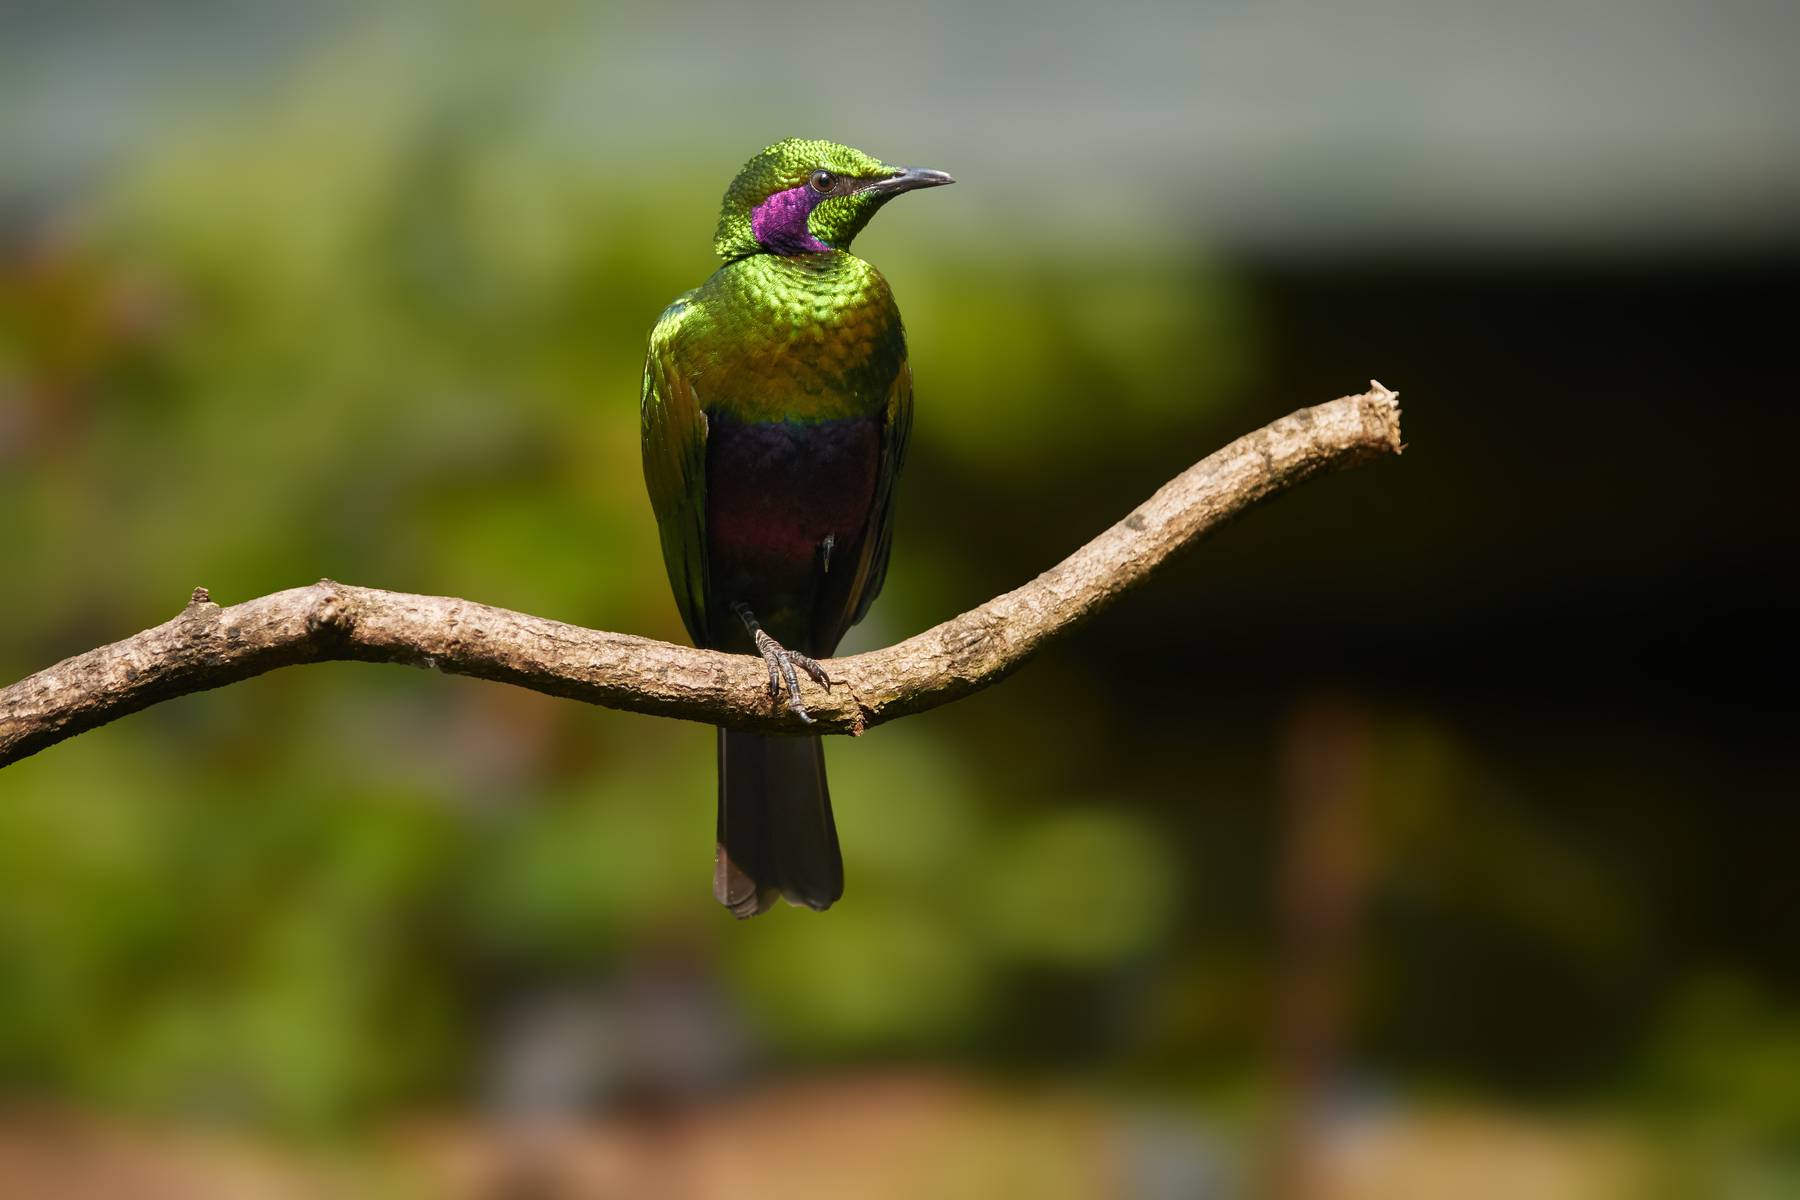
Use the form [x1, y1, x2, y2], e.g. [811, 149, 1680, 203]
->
[681, 251, 905, 424]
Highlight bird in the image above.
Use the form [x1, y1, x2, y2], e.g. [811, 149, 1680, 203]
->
[639, 138, 953, 918]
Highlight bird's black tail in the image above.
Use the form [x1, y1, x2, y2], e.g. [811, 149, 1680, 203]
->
[714, 730, 843, 918]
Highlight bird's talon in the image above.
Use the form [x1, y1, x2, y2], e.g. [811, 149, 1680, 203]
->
[741, 612, 826, 722]
[792, 652, 833, 692]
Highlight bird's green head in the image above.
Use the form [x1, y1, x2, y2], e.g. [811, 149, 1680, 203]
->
[713, 138, 954, 260]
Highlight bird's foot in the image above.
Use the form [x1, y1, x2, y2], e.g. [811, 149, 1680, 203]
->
[754, 632, 833, 723]
[732, 602, 833, 723]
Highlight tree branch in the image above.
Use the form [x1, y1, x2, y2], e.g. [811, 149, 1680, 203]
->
[1, 383, 1402, 768]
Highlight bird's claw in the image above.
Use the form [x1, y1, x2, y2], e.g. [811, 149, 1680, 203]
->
[750, 628, 832, 723]
[733, 601, 832, 722]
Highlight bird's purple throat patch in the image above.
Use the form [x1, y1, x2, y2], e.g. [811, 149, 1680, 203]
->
[751, 186, 829, 255]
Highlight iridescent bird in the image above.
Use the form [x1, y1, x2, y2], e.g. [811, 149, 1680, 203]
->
[640, 139, 952, 917]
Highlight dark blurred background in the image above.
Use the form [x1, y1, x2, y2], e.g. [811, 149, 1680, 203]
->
[2, 2, 1796, 1196]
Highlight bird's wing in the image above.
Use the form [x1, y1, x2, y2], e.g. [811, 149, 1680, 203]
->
[640, 294, 712, 646]
[818, 356, 913, 652]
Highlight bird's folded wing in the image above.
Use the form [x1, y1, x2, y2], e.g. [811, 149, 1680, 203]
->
[640, 295, 712, 646]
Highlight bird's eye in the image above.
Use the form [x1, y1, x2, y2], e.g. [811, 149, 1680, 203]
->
[808, 169, 837, 194]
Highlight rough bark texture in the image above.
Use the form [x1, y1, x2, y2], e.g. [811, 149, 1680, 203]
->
[1, 384, 1402, 768]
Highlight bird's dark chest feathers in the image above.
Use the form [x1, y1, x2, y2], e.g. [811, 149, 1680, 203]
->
[704, 410, 881, 580]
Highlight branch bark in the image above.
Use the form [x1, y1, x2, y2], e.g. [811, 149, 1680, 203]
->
[1, 383, 1402, 768]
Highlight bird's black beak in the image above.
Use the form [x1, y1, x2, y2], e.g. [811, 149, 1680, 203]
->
[858, 167, 956, 198]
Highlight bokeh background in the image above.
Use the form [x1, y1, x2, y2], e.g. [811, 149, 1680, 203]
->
[3, 1, 1797, 1196]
